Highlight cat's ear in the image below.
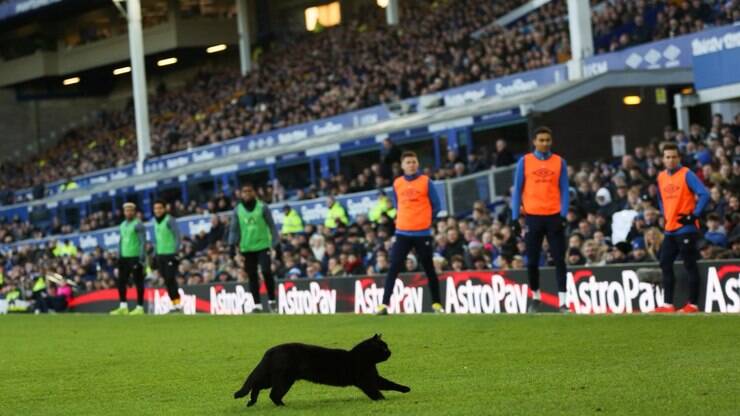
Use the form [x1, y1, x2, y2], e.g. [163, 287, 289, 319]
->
[374, 333, 382, 339]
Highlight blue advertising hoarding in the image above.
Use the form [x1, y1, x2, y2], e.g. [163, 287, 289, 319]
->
[582, 23, 740, 76]
[691, 26, 740, 90]
[0, 0, 61, 21]
[1, 182, 448, 253]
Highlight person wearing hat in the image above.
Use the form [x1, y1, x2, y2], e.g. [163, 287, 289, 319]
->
[281, 204, 304, 236]
[228, 183, 280, 312]
[628, 237, 649, 263]
[111, 202, 147, 315]
[511, 126, 570, 313]
[654, 143, 710, 313]
[567, 247, 585, 266]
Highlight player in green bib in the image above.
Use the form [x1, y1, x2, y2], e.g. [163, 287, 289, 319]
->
[152, 200, 182, 313]
[228, 183, 280, 312]
[110, 202, 147, 315]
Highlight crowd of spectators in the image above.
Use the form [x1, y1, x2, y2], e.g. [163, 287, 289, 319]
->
[2, 0, 736, 196]
[2, 115, 738, 312]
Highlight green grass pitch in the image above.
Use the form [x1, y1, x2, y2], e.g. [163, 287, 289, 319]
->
[1, 314, 738, 415]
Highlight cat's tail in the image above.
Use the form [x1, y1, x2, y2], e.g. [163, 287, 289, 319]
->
[234, 358, 266, 399]
[233, 372, 254, 399]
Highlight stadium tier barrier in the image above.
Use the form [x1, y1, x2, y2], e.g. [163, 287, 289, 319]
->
[58, 261, 739, 315]
[0, 166, 516, 253]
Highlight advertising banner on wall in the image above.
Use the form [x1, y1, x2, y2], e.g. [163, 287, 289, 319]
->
[67, 261, 739, 315]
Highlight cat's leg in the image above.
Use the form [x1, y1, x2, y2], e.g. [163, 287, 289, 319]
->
[376, 376, 411, 393]
[269, 375, 294, 406]
[357, 382, 385, 401]
[247, 388, 260, 407]
[247, 367, 274, 407]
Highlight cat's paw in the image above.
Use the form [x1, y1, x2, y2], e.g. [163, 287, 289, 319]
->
[399, 386, 411, 393]
[247, 400, 256, 407]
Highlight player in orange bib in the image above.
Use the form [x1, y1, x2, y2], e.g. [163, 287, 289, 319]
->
[653, 143, 709, 313]
[511, 126, 570, 313]
[376, 151, 443, 315]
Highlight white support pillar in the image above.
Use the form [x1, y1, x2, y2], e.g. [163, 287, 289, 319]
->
[566, 0, 594, 81]
[126, 0, 152, 173]
[386, 0, 399, 26]
[673, 93, 698, 132]
[236, 0, 252, 75]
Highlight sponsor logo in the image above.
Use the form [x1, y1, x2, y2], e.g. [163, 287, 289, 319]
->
[89, 176, 108, 185]
[661, 183, 680, 199]
[165, 156, 190, 169]
[299, 203, 328, 223]
[445, 275, 528, 314]
[692, 30, 740, 56]
[566, 270, 663, 313]
[79, 235, 98, 250]
[663, 44, 681, 67]
[625, 53, 643, 69]
[353, 113, 379, 127]
[192, 150, 216, 162]
[704, 266, 740, 312]
[278, 129, 309, 144]
[152, 289, 197, 315]
[312, 121, 344, 136]
[144, 162, 165, 173]
[103, 232, 120, 247]
[354, 279, 423, 314]
[110, 170, 129, 181]
[495, 79, 538, 96]
[210, 285, 257, 315]
[532, 168, 555, 179]
[187, 219, 211, 235]
[278, 282, 337, 314]
[443, 89, 487, 107]
[583, 61, 608, 77]
[644, 48, 662, 69]
[346, 196, 377, 218]
[226, 144, 241, 155]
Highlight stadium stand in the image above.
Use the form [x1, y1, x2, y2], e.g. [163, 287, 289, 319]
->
[1, 0, 737, 194]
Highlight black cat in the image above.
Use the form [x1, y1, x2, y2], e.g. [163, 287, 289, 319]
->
[233, 334, 410, 407]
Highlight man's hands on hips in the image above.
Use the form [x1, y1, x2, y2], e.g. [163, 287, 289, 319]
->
[678, 214, 698, 226]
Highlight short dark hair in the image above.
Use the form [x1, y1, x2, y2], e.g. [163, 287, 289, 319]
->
[241, 182, 254, 189]
[662, 142, 680, 155]
[533, 126, 553, 138]
[707, 213, 720, 222]
[153, 199, 166, 207]
[401, 151, 418, 161]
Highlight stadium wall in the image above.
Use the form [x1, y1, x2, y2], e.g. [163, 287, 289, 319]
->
[61, 261, 740, 315]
